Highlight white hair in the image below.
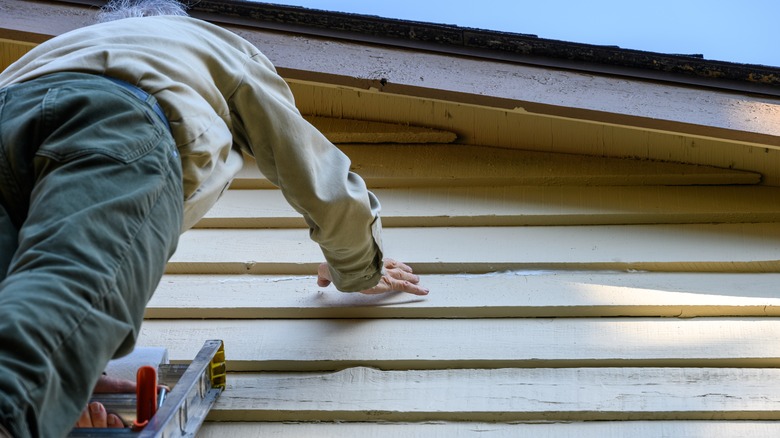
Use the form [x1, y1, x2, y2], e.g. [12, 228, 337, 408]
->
[96, 0, 189, 23]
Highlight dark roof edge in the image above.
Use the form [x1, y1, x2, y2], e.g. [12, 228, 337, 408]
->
[60, 0, 780, 96]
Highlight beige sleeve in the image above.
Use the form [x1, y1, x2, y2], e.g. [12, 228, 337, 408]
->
[228, 52, 383, 292]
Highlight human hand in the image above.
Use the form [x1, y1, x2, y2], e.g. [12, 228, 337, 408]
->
[93, 374, 136, 393]
[76, 374, 170, 428]
[317, 258, 429, 296]
[93, 372, 169, 394]
[75, 401, 125, 428]
[75, 375, 132, 428]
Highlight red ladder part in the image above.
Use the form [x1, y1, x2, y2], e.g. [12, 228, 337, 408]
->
[132, 365, 158, 430]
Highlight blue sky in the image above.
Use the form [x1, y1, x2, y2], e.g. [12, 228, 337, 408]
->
[254, 0, 778, 67]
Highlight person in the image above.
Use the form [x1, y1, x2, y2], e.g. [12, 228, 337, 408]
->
[0, 0, 428, 436]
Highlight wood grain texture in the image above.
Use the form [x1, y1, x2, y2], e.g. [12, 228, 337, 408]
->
[4, 5, 780, 189]
[0, 38, 34, 71]
[147, 272, 780, 319]
[288, 81, 780, 187]
[304, 116, 457, 144]
[258, 33, 780, 143]
[6, 4, 780, 432]
[197, 185, 780, 228]
[231, 144, 760, 189]
[206, 367, 780, 421]
[4, 0, 780, 146]
[168, 223, 780, 275]
[198, 421, 780, 438]
[137, 318, 780, 370]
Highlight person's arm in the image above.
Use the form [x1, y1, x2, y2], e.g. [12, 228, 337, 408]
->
[228, 52, 393, 292]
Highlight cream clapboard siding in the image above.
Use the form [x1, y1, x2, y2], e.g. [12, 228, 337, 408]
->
[2, 8, 780, 436]
[138, 139, 780, 437]
[196, 421, 780, 437]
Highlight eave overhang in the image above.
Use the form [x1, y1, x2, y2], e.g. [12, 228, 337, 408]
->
[2, 0, 779, 150]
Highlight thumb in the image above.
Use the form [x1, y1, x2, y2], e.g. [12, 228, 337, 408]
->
[317, 262, 332, 287]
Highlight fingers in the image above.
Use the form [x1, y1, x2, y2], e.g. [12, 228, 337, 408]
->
[383, 258, 415, 274]
[361, 278, 429, 296]
[76, 404, 92, 427]
[360, 259, 429, 296]
[82, 375, 135, 429]
[317, 259, 430, 295]
[316, 262, 332, 287]
[75, 402, 124, 428]
[93, 374, 136, 393]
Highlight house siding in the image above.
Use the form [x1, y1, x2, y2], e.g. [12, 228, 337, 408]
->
[2, 2, 780, 435]
[144, 138, 780, 436]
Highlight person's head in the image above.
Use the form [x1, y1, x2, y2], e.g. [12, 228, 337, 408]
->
[96, 0, 188, 23]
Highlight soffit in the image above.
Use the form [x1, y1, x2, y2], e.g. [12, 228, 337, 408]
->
[2, 0, 780, 185]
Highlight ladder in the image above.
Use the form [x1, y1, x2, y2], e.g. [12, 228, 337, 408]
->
[68, 340, 226, 437]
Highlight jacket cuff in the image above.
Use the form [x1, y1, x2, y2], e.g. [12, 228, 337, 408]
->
[330, 216, 384, 292]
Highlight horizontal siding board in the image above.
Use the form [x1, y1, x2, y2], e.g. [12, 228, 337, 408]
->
[206, 367, 780, 421]
[147, 272, 780, 319]
[167, 224, 780, 274]
[0, 38, 35, 71]
[5, 1, 780, 148]
[304, 115, 458, 144]
[137, 318, 780, 371]
[197, 185, 780, 228]
[198, 421, 780, 438]
[9, 6, 780, 433]
[231, 145, 760, 189]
